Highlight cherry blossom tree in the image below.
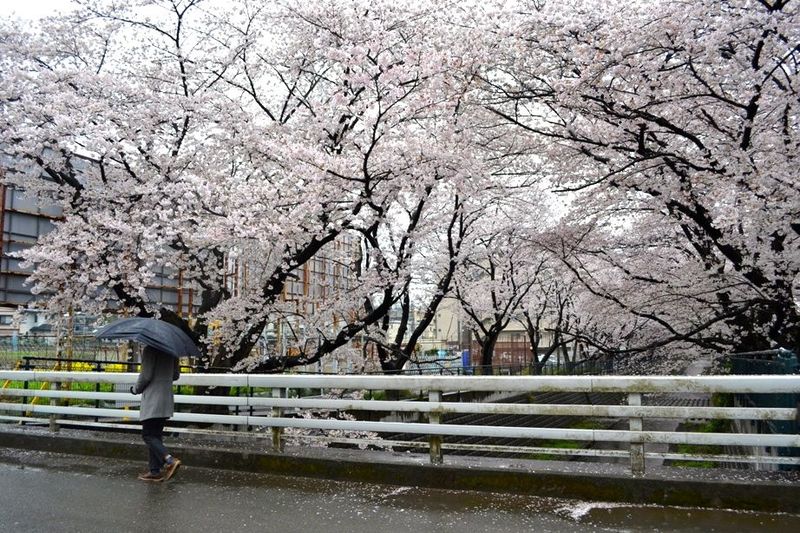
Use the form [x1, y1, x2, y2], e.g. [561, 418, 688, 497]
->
[519, 271, 581, 374]
[0, 0, 507, 372]
[358, 192, 472, 374]
[215, 1, 511, 372]
[452, 213, 548, 370]
[7, 0, 795, 377]
[487, 0, 800, 357]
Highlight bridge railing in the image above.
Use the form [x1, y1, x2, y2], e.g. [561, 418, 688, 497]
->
[1, 371, 799, 475]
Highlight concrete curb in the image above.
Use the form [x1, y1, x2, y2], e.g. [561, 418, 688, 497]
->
[1, 426, 799, 513]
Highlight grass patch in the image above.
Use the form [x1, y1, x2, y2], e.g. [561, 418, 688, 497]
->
[364, 390, 386, 401]
[1, 380, 117, 408]
[529, 440, 582, 460]
[66, 382, 115, 393]
[526, 418, 607, 460]
[569, 419, 606, 430]
[711, 392, 733, 408]
[670, 419, 729, 468]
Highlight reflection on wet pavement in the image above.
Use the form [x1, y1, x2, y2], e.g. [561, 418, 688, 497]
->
[1, 448, 798, 532]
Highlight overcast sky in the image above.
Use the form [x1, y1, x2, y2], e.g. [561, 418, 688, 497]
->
[0, 0, 76, 19]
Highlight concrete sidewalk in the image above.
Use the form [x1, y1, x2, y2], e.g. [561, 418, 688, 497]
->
[1, 423, 799, 513]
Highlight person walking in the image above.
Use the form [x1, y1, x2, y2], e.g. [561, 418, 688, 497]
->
[130, 345, 182, 482]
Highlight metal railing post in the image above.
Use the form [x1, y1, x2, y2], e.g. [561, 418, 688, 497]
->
[628, 392, 645, 475]
[429, 390, 443, 464]
[272, 387, 285, 452]
[234, 387, 240, 432]
[49, 381, 59, 432]
[248, 386, 254, 432]
[94, 362, 102, 422]
[21, 358, 31, 409]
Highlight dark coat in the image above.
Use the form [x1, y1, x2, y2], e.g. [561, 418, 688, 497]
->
[134, 346, 181, 420]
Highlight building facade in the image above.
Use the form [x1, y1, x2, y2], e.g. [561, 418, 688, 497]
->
[0, 182, 196, 334]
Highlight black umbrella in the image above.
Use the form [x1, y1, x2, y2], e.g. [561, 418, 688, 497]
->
[95, 317, 200, 358]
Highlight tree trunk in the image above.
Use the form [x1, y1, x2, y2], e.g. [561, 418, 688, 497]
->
[378, 345, 405, 374]
[530, 348, 541, 375]
[480, 334, 498, 371]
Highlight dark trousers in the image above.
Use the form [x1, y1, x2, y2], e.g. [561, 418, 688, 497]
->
[141, 417, 169, 474]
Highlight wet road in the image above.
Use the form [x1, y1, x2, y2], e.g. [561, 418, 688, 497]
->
[1, 448, 798, 532]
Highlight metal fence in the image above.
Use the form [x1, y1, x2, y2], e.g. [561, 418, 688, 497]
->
[1, 371, 799, 475]
[731, 351, 798, 434]
[728, 349, 799, 467]
[5, 353, 611, 378]
[401, 359, 613, 377]
[0, 335, 123, 369]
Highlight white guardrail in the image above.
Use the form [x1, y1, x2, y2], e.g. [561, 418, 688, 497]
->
[1, 371, 799, 474]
